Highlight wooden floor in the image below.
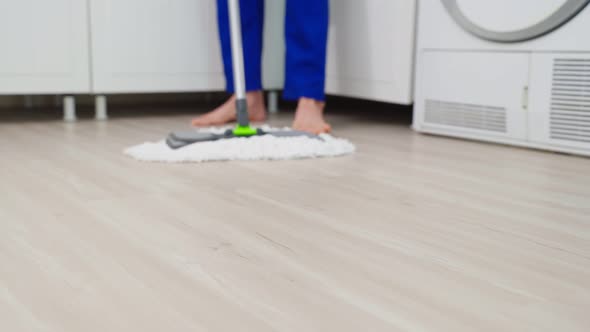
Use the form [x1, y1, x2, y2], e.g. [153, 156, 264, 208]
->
[1, 105, 589, 332]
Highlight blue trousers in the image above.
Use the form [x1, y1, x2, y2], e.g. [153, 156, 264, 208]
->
[217, 0, 329, 101]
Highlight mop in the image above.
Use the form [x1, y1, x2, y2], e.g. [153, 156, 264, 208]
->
[125, 0, 355, 162]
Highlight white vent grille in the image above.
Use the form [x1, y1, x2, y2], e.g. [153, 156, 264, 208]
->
[551, 58, 590, 143]
[424, 100, 507, 133]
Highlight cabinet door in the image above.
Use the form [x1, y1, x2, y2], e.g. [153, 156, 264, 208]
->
[89, 0, 224, 93]
[325, 0, 416, 104]
[0, 0, 90, 94]
[414, 51, 529, 141]
[529, 53, 590, 152]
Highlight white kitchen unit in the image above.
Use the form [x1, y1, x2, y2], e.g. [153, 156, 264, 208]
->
[0, 0, 418, 120]
[261, 0, 418, 108]
[0, 0, 91, 94]
[414, 0, 590, 156]
[89, 0, 224, 94]
[326, 0, 417, 104]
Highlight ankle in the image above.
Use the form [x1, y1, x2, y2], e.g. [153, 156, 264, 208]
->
[299, 96, 324, 105]
[244, 91, 262, 105]
[297, 97, 325, 113]
[245, 90, 263, 99]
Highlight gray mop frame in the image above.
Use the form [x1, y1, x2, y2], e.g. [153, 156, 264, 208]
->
[228, 0, 249, 127]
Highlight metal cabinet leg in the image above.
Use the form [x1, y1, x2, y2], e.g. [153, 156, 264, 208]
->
[268, 90, 279, 113]
[63, 96, 76, 122]
[95, 95, 108, 120]
[54, 95, 62, 108]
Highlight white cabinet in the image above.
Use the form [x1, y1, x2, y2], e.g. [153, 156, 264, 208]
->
[0, 0, 417, 117]
[325, 0, 416, 104]
[0, 0, 91, 94]
[89, 0, 224, 93]
[242, 0, 419, 105]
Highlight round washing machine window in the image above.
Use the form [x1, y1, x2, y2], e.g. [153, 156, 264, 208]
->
[441, 0, 590, 42]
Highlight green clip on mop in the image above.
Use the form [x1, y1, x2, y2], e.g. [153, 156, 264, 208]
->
[166, 0, 317, 149]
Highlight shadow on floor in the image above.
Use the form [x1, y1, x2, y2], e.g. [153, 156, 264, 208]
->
[0, 93, 413, 127]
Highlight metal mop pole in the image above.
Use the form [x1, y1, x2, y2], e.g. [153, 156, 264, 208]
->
[228, 0, 256, 135]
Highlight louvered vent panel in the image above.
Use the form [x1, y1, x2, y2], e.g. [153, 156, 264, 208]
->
[551, 58, 590, 143]
[424, 100, 507, 133]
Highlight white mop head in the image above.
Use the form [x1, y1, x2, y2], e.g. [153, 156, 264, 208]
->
[124, 126, 355, 162]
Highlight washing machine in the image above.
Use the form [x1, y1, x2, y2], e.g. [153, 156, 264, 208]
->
[413, 0, 590, 156]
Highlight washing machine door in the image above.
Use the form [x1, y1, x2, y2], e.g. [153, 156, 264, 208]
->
[442, 0, 590, 42]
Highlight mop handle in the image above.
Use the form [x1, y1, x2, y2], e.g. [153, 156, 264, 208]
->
[228, 0, 249, 127]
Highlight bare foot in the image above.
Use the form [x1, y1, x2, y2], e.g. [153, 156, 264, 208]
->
[292, 97, 331, 134]
[191, 91, 266, 126]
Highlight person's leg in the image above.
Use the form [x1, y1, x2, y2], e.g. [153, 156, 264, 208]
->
[193, 0, 266, 126]
[284, 0, 331, 134]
